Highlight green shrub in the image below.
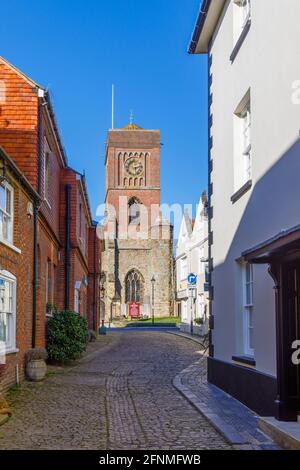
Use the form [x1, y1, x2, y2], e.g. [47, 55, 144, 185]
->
[46, 311, 88, 363]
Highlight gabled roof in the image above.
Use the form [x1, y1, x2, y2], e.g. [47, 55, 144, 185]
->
[0, 56, 44, 90]
[0, 56, 68, 167]
[192, 192, 208, 234]
[178, 209, 193, 245]
[188, 0, 226, 54]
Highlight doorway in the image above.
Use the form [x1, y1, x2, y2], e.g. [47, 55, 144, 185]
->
[282, 260, 300, 417]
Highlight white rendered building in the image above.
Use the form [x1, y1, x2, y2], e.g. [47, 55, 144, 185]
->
[190, 0, 300, 421]
[176, 193, 209, 336]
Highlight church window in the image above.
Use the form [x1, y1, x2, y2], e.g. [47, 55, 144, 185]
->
[128, 197, 141, 225]
[125, 270, 144, 303]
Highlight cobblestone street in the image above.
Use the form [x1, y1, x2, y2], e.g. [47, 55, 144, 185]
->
[0, 332, 231, 450]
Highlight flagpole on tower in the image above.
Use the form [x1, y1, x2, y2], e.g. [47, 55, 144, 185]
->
[112, 84, 115, 129]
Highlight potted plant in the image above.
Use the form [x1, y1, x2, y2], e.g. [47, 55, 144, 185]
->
[25, 348, 48, 382]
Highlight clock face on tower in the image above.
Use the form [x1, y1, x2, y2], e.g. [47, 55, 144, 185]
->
[125, 157, 144, 177]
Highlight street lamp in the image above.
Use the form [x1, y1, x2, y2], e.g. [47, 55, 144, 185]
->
[151, 275, 156, 326]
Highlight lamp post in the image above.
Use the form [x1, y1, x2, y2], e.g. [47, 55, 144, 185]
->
[151, 275, 156, 326]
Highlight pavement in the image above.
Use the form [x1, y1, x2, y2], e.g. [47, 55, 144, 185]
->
[171, 334, 280, 450]
[0, 331, 231, 450]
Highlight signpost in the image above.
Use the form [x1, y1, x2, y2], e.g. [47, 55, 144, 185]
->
[187, 274, 197, 335]
[129, 302, 140, 320]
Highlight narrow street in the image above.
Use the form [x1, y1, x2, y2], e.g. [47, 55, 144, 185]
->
[0, 332, 231, 450]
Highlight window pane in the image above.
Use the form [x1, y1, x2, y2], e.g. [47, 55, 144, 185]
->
[248, 309, 254, 350]
[0, 312, 7, 342]
[2, 214, 8, 240]
[6, 188, 11, 214]
[246, 264, 252, 283]
[0, 185, 5, 211]
[0, 278, 13, 347]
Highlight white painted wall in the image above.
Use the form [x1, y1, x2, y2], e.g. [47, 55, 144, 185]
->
[176, 197, 209, 334]
[209, 0, 300, 376]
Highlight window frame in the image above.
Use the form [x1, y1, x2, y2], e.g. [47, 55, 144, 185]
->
[0, 181, 14, 245]
[0, 270, 17, 353]
[243, 263, 254, 357]
[45, 259, 52, 306]
[233, 91, 252, 197]
[43, 137, 51, 204]
[180, 256, 188, 282]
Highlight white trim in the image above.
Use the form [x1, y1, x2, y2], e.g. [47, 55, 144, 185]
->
[5, 348, 19, 355]
[0, 239, 21, 254]
[0, 270, 17, 352]
[0, 181, 14, 245]
[242, 263, 254, 357]
[43, 137, 51, 204]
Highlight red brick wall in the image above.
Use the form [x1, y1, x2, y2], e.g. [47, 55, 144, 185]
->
[87, 226, 101, 331]
[0, 170, 34, 392]
[39, 112, 63, 243]
[36, 219, 60, 346]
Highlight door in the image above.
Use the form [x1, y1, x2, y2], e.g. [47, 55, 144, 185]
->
[283, 261, 300, 413]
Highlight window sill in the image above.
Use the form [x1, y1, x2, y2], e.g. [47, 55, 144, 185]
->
[231, 180, 252, 204]
[230, 19, 251, 63]
[232, 355, 256, 367]
[5, 348, 19, 356]
[0, 238, 21, 254]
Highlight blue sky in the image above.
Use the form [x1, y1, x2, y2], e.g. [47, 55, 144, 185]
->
[1, 0, 207, 218]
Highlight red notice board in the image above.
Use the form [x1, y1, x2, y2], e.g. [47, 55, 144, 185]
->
[129, 302, 140, 319]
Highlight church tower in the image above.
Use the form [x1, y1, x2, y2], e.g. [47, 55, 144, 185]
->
[101, 123, 173, 321]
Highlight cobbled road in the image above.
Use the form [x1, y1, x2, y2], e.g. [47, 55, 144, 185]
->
[0, 332, 231, 450]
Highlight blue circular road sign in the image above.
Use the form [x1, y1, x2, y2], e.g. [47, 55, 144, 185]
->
[187, 273, 197, 285]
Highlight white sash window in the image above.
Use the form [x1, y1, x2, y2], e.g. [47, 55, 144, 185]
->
[0, 271, 17, 353]
[0, 182, 13, 244]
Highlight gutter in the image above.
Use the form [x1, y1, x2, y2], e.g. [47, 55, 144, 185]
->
[188, 0, 212, 54]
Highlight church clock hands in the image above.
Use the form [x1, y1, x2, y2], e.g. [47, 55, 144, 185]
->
[125, 157, 143, 177]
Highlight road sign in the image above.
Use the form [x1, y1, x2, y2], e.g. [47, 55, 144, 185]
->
[188, 287, 197, 299]
[187, 273, 197, 285]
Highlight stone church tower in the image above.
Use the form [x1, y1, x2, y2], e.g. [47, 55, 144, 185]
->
[101, 123, 173, 321]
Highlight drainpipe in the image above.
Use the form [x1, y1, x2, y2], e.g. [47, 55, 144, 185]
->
[32, 97, 43, 348]
[37, 98, 43, 195]
[65, 184, 71, 311]
[32, 202, 39, 348]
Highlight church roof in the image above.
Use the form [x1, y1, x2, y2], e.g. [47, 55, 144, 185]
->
[123, 123, 143, 130]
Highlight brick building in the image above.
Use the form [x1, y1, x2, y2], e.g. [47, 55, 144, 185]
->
[0, 57, 100, 390]
[59, 167, 100, 330]
[0, 146, 39, 391]
[101, 123, 173, 320]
